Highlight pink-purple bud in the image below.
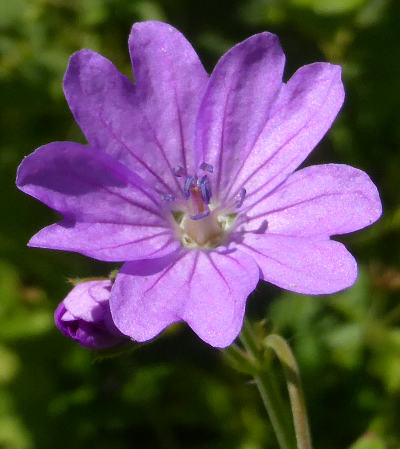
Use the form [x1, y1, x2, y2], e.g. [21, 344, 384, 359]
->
[54, 280, 127, 350]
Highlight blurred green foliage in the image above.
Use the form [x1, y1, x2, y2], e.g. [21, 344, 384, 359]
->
[1, 0, 400, 447]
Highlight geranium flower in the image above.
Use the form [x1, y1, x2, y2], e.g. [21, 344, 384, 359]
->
[55, 280, 127, 349]
[17, 21, 381, 348]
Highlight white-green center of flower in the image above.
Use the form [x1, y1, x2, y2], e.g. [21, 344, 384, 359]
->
[162, 163, 245, 250]
[174, 208, 237, 249]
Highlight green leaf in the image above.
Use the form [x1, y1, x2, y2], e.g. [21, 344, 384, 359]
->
[349, 433, 386, 449]
[290, 0, 367, 14]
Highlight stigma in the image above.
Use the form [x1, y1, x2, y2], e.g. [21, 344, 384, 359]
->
[183, 175, 212, 220]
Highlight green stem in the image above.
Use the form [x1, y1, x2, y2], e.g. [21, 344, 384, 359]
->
[254, 373, 295, 449]
[264, 335, 313, 449]
[239, 318, 261, 360]
[239, 320, 295, 449]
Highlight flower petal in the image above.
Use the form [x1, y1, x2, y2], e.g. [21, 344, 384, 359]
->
[243, 164, 382, 236]
[129, 21, 209, 176]
[28, 221, 178, 261]
[110, 249, 260, 348]
[225, 63, 345, 206]
[17, 142, 179, 261]
[64, 22, 208, 194]
[236, 233, 357, 294]
[195, 32, 285, 197]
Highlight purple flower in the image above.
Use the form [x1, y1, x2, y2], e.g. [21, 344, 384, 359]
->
[55, 280, 127, 349]
[17, 21, 381, 348]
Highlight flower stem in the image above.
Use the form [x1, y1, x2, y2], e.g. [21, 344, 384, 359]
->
[253, 373, 295, 449]
[239, 320, 295, 449]
[264, 334, 313, 449]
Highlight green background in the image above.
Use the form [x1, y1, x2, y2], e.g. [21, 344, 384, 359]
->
[1, 0, 399, 447]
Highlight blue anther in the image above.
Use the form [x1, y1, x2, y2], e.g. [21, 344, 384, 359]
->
[173, 166, 185, 177]
[197, 175, 212, 204]
[254, 220, 268, 234]
[199, 162, 214, 173]
[235, 188, 246, 208]
[161, 193, 175, 202]
[190, 210, 211, 221]
[183, 176, 195, 199]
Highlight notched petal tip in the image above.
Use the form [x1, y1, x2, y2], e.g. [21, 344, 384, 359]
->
[15, 156, 28, 190]
[233, 30, 284, 57]
[239, 234, 359, 295]
[110, 251, 260, 349]
[128, 20, 187, 52]
[63, 48, 100, 84]
[352, 168, 383, 228]
[64, 48, 123, 103]
[130, 20, 176, 33]
[15, 145, 46, 191]
[291, 61, 345, 105]
[325, 164, 383, 232]
[27, 230, 53, 250]
[66, 48, 100, 65]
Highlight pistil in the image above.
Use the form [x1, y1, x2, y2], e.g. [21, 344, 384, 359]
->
[188, 185, 210, 220]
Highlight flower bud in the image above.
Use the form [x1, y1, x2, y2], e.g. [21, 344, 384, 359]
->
[54, 280, 127, 349]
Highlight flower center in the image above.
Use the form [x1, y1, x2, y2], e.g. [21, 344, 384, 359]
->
[162, 163, 245, 249]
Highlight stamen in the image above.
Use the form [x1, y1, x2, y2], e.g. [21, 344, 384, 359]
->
[199, 162, 214, 173]
[190, 210, 210, 220]
[173, 166, 185, 177]
[161, 193, 175, 202]
[197, 175, 212, 204]
[235, 188, 246, 208]
[183, 176, 196, 199]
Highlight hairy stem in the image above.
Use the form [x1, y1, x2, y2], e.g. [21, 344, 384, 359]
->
[264, 334, 313, 449]
[239, 320, 295, 449]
